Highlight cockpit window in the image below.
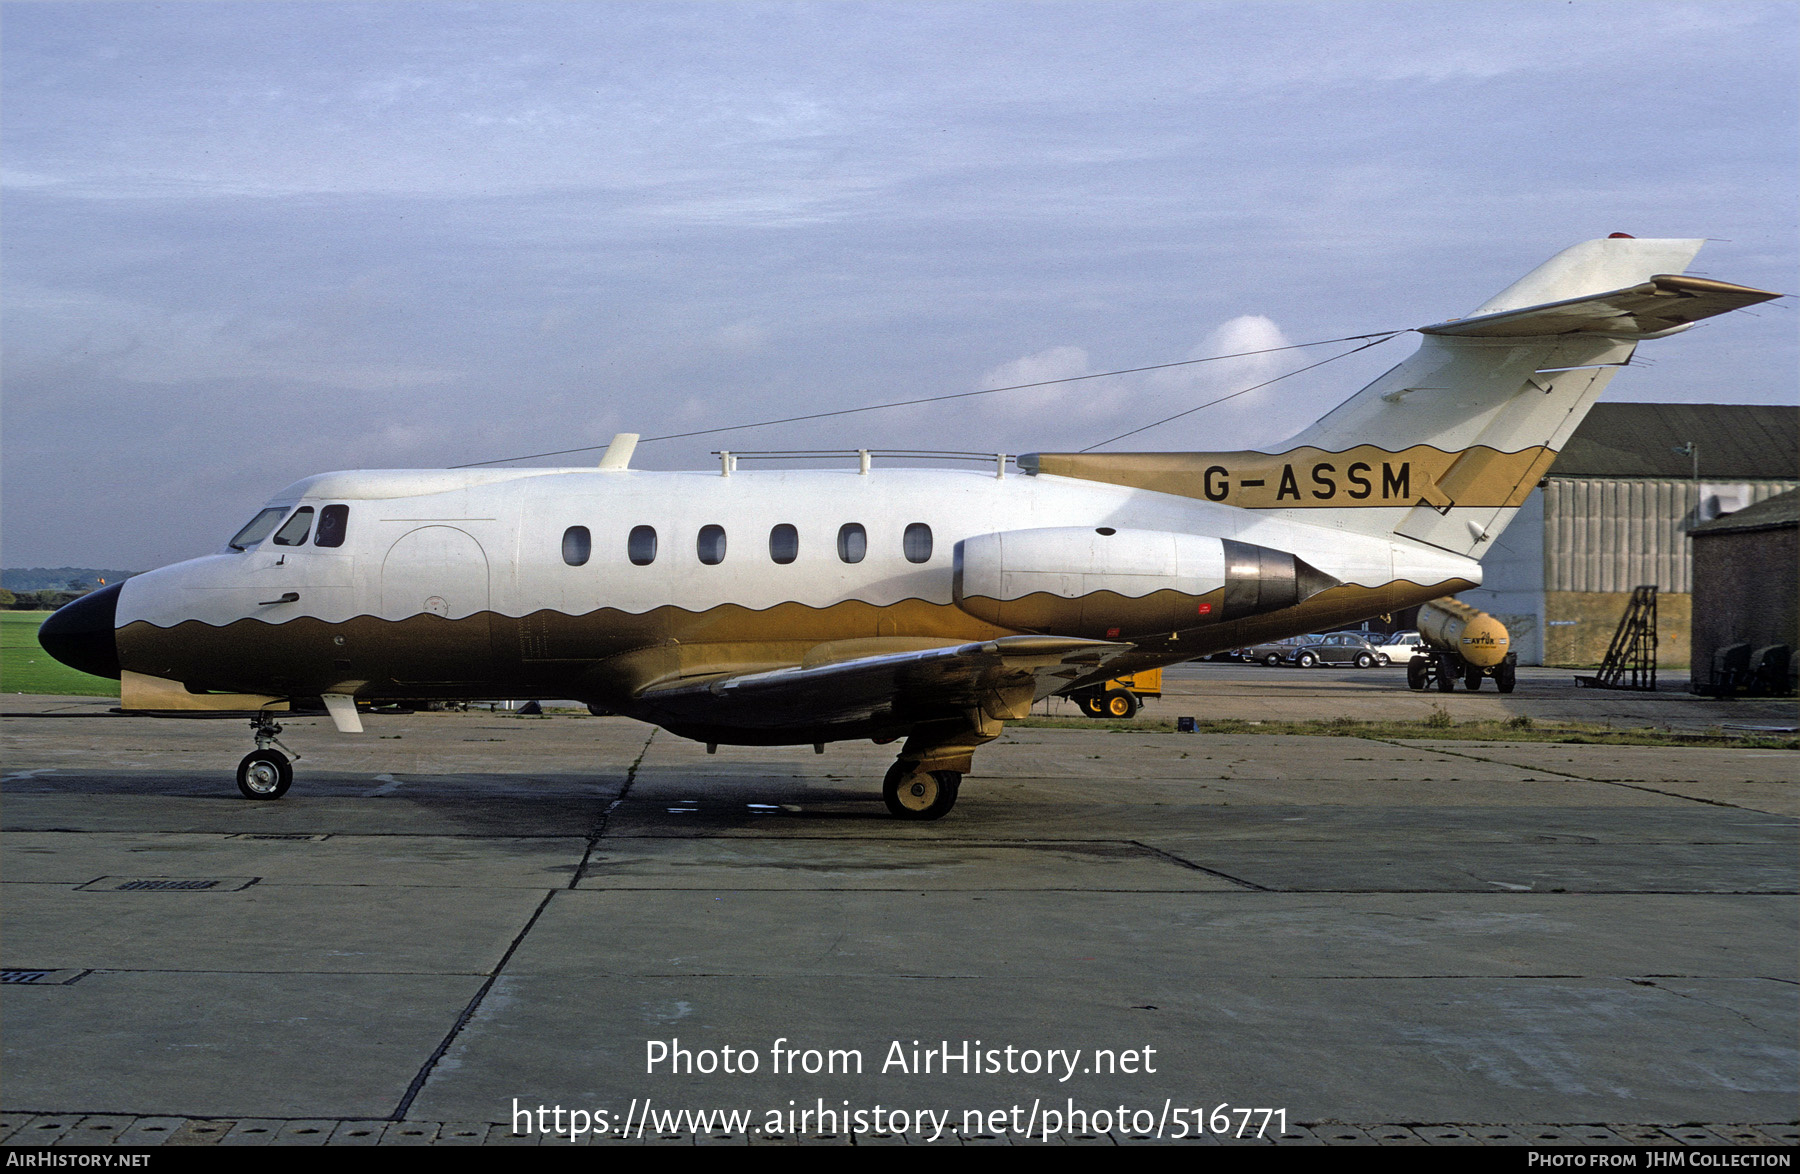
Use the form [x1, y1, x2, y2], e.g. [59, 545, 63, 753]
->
[314, 504, 349, 548]
[272, 507, 315, 546]
[228, 507, 289, 551]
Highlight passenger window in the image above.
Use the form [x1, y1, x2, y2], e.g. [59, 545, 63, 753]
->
[628, 525, 658, 566]
[272, 507, 315, 546]
[229, 507, 289, 551]
[837, 523, 866, 564]
[314, 504, 349, 548]
[562, 526, 591, 566]
[903, 522, 932, 564]
[697, 524, 727, 565]
[769, 524, 798, 564]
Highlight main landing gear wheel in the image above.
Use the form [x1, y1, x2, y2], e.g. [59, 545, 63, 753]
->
[237, 749, 292, 800]
[1105, 691, 1140, 719]
[883, 763, 960, 821]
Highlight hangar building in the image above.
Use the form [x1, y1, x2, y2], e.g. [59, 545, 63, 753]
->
[1688, 488, 1798, 694]
[1462, 403, 1798, 667]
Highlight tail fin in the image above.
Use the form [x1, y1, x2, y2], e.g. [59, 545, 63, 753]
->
[1022, 237, 1781, 557]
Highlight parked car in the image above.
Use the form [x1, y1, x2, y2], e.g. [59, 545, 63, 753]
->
[1372, 630, 1424, 665]
[1292, 632, 1392, 668]
[1241, 634, 1328, 666]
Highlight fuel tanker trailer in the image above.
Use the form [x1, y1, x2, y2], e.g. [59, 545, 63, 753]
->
[1408, 597, 1517, 693]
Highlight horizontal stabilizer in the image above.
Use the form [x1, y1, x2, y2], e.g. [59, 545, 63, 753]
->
[1421, 274, 1781, 339]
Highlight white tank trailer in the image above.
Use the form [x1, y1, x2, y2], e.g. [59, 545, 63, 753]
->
[1408, 597, 1517, 693]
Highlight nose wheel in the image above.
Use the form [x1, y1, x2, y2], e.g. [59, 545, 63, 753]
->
[883, 762, 960, 820]
[237, 749, 292, 799]
[237, 715, 298, 800]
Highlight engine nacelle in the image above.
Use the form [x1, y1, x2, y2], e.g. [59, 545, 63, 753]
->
[953, 527, 1337, 639]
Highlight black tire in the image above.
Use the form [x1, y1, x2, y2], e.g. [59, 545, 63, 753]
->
[1105, 691, 1140, 719]
[1464, 665, 1483, 691]
[1495, 661, 1517, 694]
[1407, 658, 1427, 691]
[1435, 654, 1458, 693]
[1295, 651, 1317, 668]
[236, 749, 292, 800]
[1354, 652, 1376, 669]
[1262, 653, 1281, 666]
[1078, 694, 1108, 719]
[883, 763, 960, 820]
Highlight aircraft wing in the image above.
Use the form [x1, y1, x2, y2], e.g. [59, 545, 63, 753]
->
[1420, 274, 1782, 338]
[630, 635, 1133, 732]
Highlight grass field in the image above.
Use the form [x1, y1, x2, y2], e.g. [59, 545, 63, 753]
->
[1, 611, 120, 696]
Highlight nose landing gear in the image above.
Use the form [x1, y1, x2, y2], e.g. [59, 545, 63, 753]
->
[237, 715, 297, 800]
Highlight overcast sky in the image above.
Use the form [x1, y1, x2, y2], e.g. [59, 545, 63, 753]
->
[4, 0, 1794, 570]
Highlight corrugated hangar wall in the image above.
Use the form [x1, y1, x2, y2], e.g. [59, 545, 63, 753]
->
[1547, 479, 1754, 594]
[1538, 479, 1793, 667]
[1459, 403, 1799, 668]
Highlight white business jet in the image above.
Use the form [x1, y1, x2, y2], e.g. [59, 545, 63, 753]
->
[39, 236, 1778, 818]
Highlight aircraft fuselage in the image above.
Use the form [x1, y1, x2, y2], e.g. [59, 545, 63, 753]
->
[107, 463, 1474, 741]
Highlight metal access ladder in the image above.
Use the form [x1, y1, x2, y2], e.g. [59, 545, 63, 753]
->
[1575, 585, 1658, 691]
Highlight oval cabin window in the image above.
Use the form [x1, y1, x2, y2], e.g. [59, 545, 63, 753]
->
[627, 525, 658, 566]
[903, 522, 932, 563]
[837, 523, 866, 564]
[697, 524, 727, 565]
[769, 524, 798, 564]
[562, 526, 591, 567]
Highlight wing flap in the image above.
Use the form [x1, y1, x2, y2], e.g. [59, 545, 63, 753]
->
[1421, 275, 1782, 339]
[632, 635, 1132, 732]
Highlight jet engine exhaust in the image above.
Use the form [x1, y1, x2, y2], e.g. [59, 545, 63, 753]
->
[1222, 539, 1339, 618]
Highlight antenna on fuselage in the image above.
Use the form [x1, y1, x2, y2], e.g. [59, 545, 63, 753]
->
[597, 433, 639, 470]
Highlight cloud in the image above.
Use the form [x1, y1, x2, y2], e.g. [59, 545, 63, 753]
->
[975, 345, 1123, 422]
[973, 318, 1315, 452]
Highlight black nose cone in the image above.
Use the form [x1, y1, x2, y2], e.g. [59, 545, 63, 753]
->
[38, 582, 123, 680]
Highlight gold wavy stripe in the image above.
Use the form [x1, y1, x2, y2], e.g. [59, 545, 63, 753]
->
[117, 578, 1476, 703]
[1030, 446, 1558, 509]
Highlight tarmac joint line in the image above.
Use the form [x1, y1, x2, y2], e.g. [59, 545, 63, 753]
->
[570, 728, 657, 889]
[1128, 840, 1269, 890]
[1362, 738, 1770, 812]
[390, 887, 557, 1122]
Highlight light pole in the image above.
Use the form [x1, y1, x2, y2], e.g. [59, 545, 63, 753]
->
[1673, 441, 1699, 522]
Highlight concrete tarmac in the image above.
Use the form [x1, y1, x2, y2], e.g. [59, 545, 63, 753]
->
[3, 670, 1795, 1147]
